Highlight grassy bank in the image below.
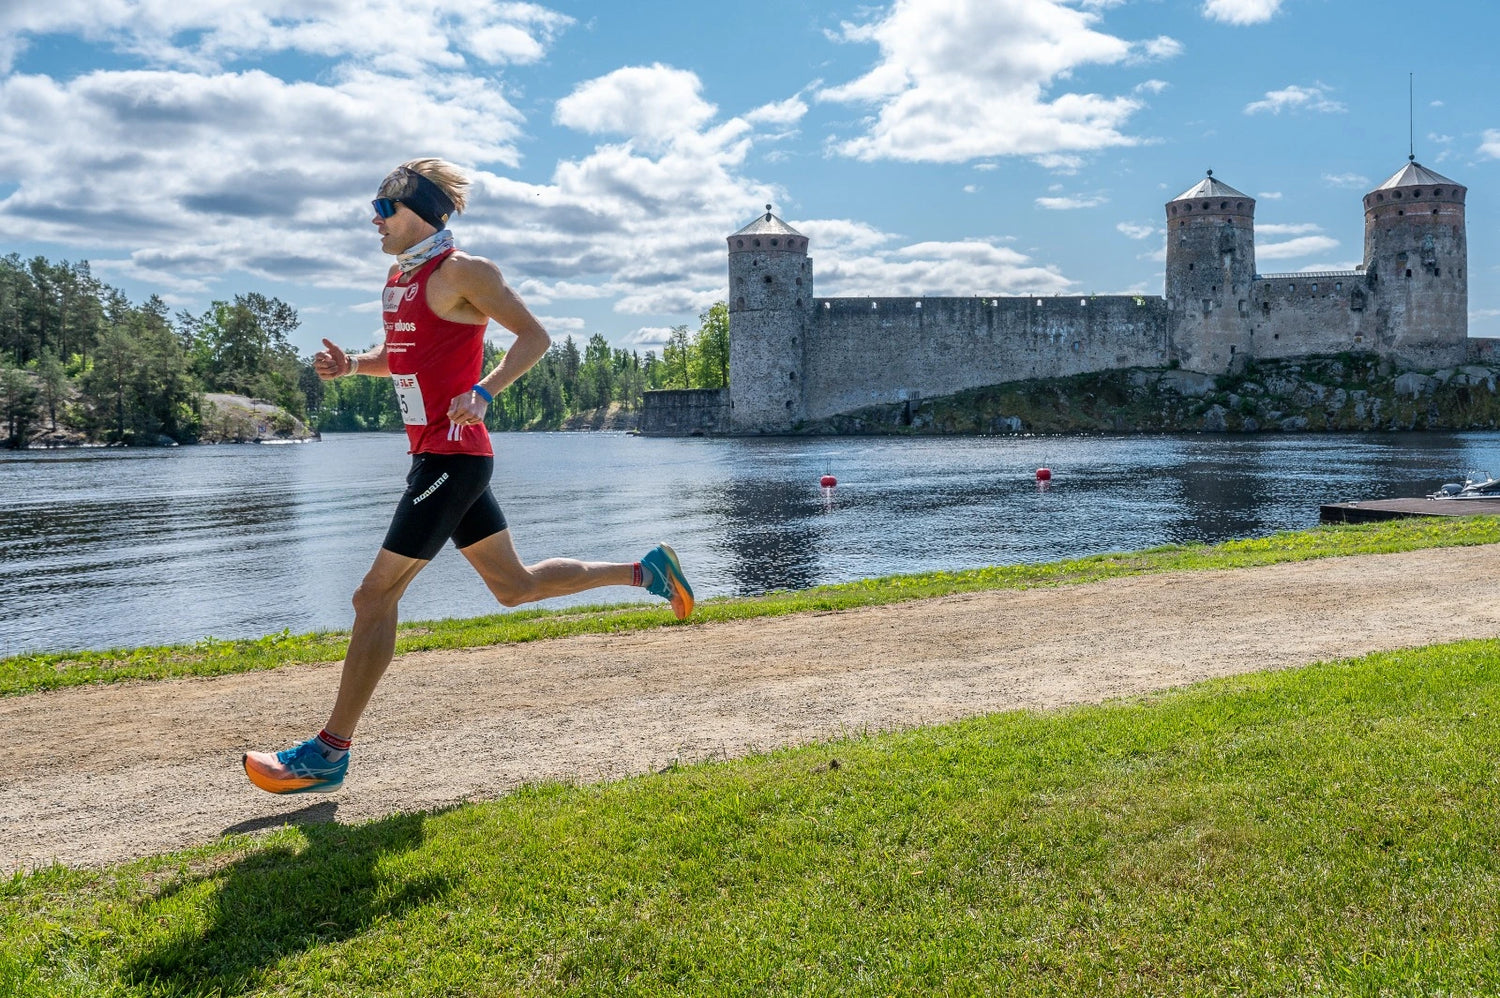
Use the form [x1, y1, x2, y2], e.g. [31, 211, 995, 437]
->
[5, 637, 1499, 995]
[6, 515, 1500, 698]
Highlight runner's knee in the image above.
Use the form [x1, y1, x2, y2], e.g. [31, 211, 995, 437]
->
[351, 577, 402, 617]
[486, 575, 537, 607]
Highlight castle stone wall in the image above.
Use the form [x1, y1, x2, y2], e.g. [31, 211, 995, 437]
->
[1363, 182, 1468, 367]
[639, 388, 730, 436]
[801, 295, 1171, 421]
[1164, 193, 1256, 371]
[1250, 274, 1375, 358]
[727, 242, 813, 432]
[721, 163, 1473, 434]
[1467, 338, 1500, 364]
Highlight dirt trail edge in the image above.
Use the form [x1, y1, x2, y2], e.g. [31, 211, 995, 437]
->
[6, 545, 1500, 873]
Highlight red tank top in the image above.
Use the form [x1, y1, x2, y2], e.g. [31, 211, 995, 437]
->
[382, 249, 492, 456]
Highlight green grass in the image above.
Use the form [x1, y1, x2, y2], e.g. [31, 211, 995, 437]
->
[5, 515, 1500, 698]
[5, 638, 1500, 995]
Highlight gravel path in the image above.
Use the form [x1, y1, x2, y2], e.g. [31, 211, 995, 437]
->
[5, 545, 1499, 872]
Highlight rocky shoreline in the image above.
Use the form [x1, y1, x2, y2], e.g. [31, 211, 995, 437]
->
[810, 353, 1500, 436]
[8, 392, 318, 449]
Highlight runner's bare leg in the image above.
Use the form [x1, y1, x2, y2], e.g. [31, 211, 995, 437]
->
[459, 528, 633, 606]
[325, 548, 429, 738]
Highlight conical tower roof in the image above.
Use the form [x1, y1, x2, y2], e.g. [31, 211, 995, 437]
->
[1169, 171, 1250, 202]
[1373, 160, 1462, 192]
[732, 204, 803, 238]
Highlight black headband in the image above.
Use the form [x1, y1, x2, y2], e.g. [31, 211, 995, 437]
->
[378, 167, 456, 231]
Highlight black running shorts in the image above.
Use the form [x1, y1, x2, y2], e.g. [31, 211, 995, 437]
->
[382, 453, 508, 561]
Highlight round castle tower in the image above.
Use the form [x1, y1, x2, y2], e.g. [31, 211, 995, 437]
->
[1164, 172, 1256, 372]
[1362, 160, 1467, 368]
[727, 205, 814, 433]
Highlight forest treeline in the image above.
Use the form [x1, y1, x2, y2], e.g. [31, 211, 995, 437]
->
[0, 253, 729, 447]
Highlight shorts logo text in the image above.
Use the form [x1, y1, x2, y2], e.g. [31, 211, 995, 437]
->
[412, 472, 449, 505]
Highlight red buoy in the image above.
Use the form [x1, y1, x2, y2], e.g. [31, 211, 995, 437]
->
[1035, 467, 1052, 482]
[820, 475, 837, 488]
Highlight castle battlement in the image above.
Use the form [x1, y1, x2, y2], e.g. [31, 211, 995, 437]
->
[727, 162, 1470, 434]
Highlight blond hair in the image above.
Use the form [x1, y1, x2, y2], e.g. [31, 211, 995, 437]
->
[402, 158, 470, 214]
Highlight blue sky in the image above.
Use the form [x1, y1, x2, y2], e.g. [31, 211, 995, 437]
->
[2, 0, 1497, 358]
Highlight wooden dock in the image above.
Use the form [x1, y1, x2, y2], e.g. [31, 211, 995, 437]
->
[1319, 497, 1500, 524]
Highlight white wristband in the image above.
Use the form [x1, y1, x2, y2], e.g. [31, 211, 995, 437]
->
[346, 354, 360, 376]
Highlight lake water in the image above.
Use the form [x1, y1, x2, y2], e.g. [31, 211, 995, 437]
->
[4, 430, 1499, 656]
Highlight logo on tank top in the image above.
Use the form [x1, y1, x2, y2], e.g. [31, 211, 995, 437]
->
[382, 284, 422, 312]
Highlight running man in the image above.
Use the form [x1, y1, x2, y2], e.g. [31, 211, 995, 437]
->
[243, 159, 693, 795]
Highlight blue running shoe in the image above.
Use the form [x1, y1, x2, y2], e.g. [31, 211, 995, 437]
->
[243, 737, 348, 794]
[642, 543, 694, 619]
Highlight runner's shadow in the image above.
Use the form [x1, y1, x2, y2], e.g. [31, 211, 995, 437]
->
[221, 800, 341, 836]
[124, 810, 450, 992]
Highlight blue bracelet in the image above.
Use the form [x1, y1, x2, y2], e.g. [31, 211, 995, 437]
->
[471, 383, 493, 403]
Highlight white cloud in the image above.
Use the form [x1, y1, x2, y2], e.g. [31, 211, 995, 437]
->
[0, 67, 526, 292]
[1256, 223, 1322, 236]
[627, 326, 676, 346]
[1116, 222, 1156, 239]
[817, 238, 1073, 297]
[1480, 129, 1500, 160]
[0, 1, 574, 74]
[1201, 0, 1283, 25]
[1033, 153, 1085, 174]
[515, 278, 615, 306]
[533, 315, 586, 335]
[0, 47, 798, 333]
[1134, 79, 1169, 95]
[796, 218, 891, 253]
[1256, 235, 1341, 261]
[1291, 261, 1360, 274]
[0, 7, 1105, 349]
[1131, 36, 1183, 63]
[1258, 191, 1283, 199]
[1244, 84, 1346, 116]
[555, 64, 718, 149]
[817, 0, 1155, 164]
[745, 95, 809, 127]
[963, 184, 979, 194]
[1322, 172, 1370, 189]
[1036, 194, 1108, 210]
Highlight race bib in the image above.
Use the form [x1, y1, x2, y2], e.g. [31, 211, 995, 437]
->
[391, 373, 427, 425]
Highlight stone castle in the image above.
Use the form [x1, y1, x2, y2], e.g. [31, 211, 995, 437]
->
[708, 159, 1479, 434]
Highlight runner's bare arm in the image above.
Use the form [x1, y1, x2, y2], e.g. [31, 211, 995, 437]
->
[450, 256, 550, 392]
[442, 256, 551, 424]
[314, 339, 390, 379]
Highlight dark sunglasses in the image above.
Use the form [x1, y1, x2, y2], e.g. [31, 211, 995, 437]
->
[371, 198, 400, 218]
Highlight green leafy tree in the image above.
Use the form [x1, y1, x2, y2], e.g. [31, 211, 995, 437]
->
[613, 349, 646, 410]
[642, 350, 667, 390]
[181, 293, 304, 417]
[692, 301, 730, 389]
[0, 357, 39, 447]
[0, 256, 107, 367]
[78, 311, 199, 444]
[574, 333, 616, 411]
[559, 335, 581, 384]
[663, 325, 693, 388]
[314, 371, 403, 432]
[28, 349, 68, 431]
